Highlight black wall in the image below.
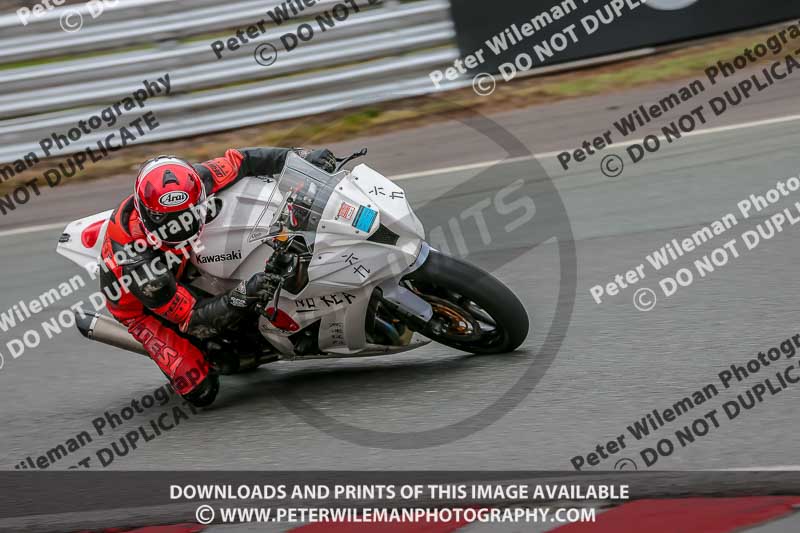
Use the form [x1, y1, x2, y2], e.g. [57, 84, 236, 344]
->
[450, 0, 800, 74]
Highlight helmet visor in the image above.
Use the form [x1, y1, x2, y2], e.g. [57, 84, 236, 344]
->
[139, 200, 207, 246]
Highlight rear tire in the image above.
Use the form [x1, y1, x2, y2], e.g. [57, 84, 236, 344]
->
[405, 250, 529, 354]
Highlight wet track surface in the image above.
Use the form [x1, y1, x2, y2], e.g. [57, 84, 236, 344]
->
[2, 64, 800, 473]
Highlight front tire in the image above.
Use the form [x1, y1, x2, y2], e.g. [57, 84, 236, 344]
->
[404, 251, 529, 354]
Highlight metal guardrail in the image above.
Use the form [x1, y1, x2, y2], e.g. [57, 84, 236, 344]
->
[0, 22, 453, 117]
[3, 0, 450, 91]
[0, 0, 218, 38]
[0, 0, 459, 166]
[0, 0, 453, 63]
[0, 0, 316, 62]
[0, 0, 224, 28]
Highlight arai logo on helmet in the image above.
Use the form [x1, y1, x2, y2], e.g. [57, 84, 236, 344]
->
[158, 191, 189, 207]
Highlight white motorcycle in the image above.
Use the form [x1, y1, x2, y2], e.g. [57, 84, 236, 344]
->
[56, 151, 528, 372]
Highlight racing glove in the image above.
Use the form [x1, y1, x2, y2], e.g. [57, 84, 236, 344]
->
[185, 272, 282, 339]
[228, 272, 282, 309]
[305, 149, 337, 173]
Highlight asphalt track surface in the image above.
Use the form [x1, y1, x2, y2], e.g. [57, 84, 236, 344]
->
[2, 61, 800, 479]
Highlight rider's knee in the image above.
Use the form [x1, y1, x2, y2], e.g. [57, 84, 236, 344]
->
[182, 372, 219, 407]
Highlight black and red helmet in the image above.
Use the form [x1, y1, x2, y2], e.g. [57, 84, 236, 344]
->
[133, 156, 207, 246]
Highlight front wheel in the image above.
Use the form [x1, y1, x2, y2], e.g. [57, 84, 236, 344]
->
[404, 250, 529, 354]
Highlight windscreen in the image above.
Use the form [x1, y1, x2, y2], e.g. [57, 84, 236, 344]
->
[248, 152, 344, 244]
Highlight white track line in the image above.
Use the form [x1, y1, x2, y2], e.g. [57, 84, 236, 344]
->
[532, 111, 800, 160]
[0, 221, 67, 238]
[725, 466, 800, 471]
[392, 112, 800, 180]
[3, 112, 800, 240]
[391, 154, 537, 181]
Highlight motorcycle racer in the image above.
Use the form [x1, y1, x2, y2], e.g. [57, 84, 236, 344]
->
[98, 147, 337, 407]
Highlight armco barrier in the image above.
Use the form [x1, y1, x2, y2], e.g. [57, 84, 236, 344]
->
[0, 0, 461, 165]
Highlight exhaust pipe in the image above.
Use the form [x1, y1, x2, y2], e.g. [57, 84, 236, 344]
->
[76, 312, 149, 357]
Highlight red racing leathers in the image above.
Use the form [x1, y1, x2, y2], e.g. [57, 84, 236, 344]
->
[99, 147, 295, 404]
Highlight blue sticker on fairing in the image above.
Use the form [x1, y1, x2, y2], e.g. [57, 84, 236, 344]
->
[352, 206, 377, 232]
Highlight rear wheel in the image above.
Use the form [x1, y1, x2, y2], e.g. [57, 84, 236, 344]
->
[404, 251, 529, 354]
